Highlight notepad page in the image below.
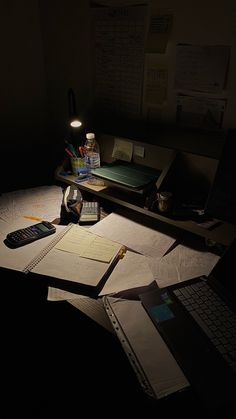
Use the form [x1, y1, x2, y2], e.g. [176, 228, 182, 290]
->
[30, 242, 120, 288]
[54, 224, 121, 263]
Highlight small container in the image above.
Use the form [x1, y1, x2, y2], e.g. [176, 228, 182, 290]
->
[70, 157, 86, 175]
[157, 191, 173, 213]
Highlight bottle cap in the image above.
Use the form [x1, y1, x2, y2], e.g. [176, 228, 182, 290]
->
[86, 133, 95, 140]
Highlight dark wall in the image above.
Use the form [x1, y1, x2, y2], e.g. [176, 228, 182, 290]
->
[0, 1, 234, 193]
[0, 1, 53, 191]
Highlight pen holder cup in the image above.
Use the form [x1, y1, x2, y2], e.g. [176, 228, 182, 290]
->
[70, 157, 86, 175]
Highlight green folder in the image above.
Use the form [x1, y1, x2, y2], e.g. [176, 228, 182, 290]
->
[91, 162, 161, 190]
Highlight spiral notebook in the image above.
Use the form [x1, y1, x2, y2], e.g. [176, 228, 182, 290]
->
[0, 222, 124, 297]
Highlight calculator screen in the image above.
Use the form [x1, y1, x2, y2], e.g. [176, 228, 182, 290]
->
[32, 223, 49, 233]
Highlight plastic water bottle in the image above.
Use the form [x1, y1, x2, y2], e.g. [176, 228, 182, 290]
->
[84, 132, 100, 169]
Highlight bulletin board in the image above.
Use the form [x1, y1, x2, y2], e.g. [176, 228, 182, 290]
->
[90, 1, 236, 150]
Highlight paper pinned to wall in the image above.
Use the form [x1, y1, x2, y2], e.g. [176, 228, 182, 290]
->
[112, 138, 133, 162]
[145, 66, 168, 105]
[176, 94, 226, 129]
[91, 4, 147, 119]
[175, 44, 231, 93]
[146, 9, 173, 53]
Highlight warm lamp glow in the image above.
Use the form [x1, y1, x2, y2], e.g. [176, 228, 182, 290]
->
[68, 88, 82, 128]
[70, 119, 82, 128]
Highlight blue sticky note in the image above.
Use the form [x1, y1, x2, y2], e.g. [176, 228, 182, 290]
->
[149, 304, 174, 323]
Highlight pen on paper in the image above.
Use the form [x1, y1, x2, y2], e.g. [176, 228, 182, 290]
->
[23, 216, 43, 221]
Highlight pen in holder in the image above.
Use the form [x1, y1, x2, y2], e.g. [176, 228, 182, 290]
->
[70, 157, 86, 175]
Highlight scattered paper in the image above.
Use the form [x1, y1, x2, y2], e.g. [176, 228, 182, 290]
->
[90, 212, 176, 258]
[99, 251, 154, 296]
[149, 244, 220, 288]
[47, 287, 114, 333]
[0, 185, 63, 224]
[47, 287, 87, 301]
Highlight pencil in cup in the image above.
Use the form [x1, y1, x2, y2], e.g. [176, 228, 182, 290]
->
[70, 157, 86, 175]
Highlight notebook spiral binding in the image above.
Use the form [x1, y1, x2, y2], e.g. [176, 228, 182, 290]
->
[103, 296, 156, 399]
[22, 224, 74, 273]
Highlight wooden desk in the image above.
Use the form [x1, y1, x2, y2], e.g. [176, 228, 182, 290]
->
[55, 165, 236, 247]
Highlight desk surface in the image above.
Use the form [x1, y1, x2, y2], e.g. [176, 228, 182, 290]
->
[1, 183, 235, 417]
[55, 165, 236, 247]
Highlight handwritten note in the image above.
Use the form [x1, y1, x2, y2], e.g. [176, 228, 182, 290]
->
[55, 224, 122, 263]
[112, 138, 133, 162]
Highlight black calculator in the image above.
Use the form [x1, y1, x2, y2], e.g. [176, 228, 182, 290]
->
[5, 221, 56, 248]
[79, 201, 100, 225]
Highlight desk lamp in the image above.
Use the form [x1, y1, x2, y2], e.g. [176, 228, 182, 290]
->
[68, 88, 82, 128]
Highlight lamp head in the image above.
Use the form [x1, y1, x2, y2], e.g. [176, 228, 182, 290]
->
[68, 88, 82, 128]
[70, 118, 82, 128]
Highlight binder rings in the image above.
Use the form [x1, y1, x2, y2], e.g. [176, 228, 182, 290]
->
[0, 222, 124, 297]
[103, 296, 189, 399]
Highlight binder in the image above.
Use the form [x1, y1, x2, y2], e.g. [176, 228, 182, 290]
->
[103, 296, 189, 399]
[0, 222, 124, 297]
[91, 161, 161, 190]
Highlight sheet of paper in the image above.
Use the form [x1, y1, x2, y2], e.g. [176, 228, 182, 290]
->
[149, 244, 220, 288]
[0, 185, 63, 223]
[47, 287, 87, 301]
[68, 297, 114, 333]
[105, 297, 189, 398]
[176, 94, 226, 129]
[112, 138, 133, 162]
[145, 66, 168, 106]
[99, 251, 154, 296]
[90, 212, 176, 258]
[55, 224, 122, 263]
[91, 4, 147, 119]
[31, 242, 116, 287]
[145, 9, 173, 53]
[47, 287, 114, 332]
[175, 44, 230, 93]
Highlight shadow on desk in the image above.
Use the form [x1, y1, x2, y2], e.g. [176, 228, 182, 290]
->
[1, 269, 234, 418]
